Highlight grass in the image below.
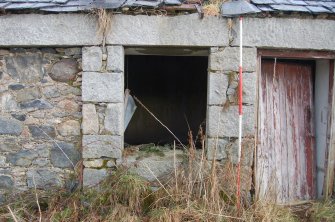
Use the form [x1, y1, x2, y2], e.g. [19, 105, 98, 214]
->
[138, 144, 166, 158]
[307, 200, 335, 221]
[203, 0, 227, 16]
[1, 129, 334, 221]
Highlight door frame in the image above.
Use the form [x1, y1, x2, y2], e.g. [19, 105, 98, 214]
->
[256, 49, 335, 200]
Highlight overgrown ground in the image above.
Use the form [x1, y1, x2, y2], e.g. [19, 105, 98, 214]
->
[0, 105, 333, 221]
[1, 140, 334, 222]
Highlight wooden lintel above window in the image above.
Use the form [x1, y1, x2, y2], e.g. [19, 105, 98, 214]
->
[258, 49, 335, 60]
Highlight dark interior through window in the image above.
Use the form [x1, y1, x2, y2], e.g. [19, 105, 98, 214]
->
[124, 55, 208, 145]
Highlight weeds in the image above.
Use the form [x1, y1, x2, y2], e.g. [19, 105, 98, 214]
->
[0, 127, 332, 221]
[203, 0, 227, 16]
[91, 8, 112, 48]
[307, 200, 335, 221]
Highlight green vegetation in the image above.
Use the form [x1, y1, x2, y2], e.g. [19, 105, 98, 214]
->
[1, 137, 334, 221]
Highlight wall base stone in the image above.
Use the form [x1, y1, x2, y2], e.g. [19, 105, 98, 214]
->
[81, 46, 125, 187]
[207, 105, 255, 138]
[83, 135, 122, 159]
[27, 169, 62, 189]
[83, 168, 108, 187]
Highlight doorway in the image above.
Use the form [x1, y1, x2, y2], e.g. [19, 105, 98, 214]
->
[256, 50, 335, 203]
[257, 59, 315, 203]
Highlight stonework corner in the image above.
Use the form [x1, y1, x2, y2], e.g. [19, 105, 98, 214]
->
[107, 45, 124, 73]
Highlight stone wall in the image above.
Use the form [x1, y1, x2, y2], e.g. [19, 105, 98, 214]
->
[0, 14, 334, 51]
[0, 13, 333, 195]
[81, 46, 124, 187]
[78, 45, 258, 192]
[0, 48, 82, 196]
[207, 46, 257, 193]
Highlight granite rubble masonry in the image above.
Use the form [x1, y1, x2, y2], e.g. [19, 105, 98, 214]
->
[7, 150, 38, 166]
[49, 58, 80, 82]
[57, 99, 79, 113]
[0, 47, 82, 194]
[83, 159, 104, 168]
[82, 46, 125, 187]
[8, 84, 24, 91]
[2, 93, 18, 112]
[82, 135, 122, 159]
[19, 99, 53, 110]
[207, 104, 255, 138]
[15, 88, 41, 103]
[208, 73, 229, 106]
[42, 86, 61, 99]
[83, 168, 108, 187]
[11, 114, 26, 121]
[27, 169, 62, 189]
[4, 54, 44, 83]
[57, 120, 81, 136]
[0, 117, 23, 135]
[82, 72, 123, 103]
[243, 72, 257, 105]
[104, 103, 123, 136]
[206, 47, 257, 194]
[207, 138, 228, 161]
[107, 46, 124, 72]
[125, 149, 185, 182]
[0, 175, 14, 189]
[0, 156, 7, 167]
[28, 125, 56, 139]
[0, 139, 21, 152]
[209, 47, 257, 72]
[82, 104, 99, 134]
[82, 47, 102, 72]
[50, 141, 80, 168]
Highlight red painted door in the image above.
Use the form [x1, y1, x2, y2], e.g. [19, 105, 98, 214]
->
[256, 59, 316, 203]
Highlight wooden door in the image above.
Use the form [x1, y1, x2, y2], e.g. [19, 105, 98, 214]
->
[256, 59, 316, 203]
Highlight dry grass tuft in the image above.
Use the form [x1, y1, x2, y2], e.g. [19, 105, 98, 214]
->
[92, 8, 112, 47]
[0, 126, 331, 221]
[307, 200, 335, 221]
[203, 0, 227, 16]
[247, 202, 298, 222]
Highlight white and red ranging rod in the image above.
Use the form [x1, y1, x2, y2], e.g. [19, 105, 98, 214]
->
[236, 16, 243, 210]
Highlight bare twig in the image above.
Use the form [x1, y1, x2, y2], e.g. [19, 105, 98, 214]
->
[37, 126, 75, 168]
[7, 205, 19, 222]
[198, 210, 244, 220]
[198, 126, 205, 198]
[173, 140, 178, 192]
[210, 109, 221, 202]
[143, 163, 172, 198]
[133, 96, 187, 150]
[33, 175, 42, 222]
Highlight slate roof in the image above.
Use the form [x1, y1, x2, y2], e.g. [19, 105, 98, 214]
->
[250, 0, 335, 14]
[0, 0, 184, 12]
[0, 0, 334, 14]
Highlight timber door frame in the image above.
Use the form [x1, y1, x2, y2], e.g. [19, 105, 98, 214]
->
[256, 49, 335, 200]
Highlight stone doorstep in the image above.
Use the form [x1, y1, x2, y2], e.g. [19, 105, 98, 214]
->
[83, 148, 185, 187]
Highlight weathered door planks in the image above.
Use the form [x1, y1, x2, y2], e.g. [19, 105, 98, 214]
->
[257, 59, 316, 203]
